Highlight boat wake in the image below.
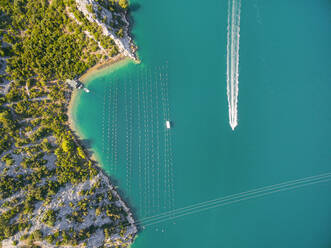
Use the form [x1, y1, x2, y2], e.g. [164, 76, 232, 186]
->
[226, 0, 241, 130]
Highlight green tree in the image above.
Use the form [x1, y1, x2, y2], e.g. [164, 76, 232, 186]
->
[77, 146, 85, 159]
[118, 0, 128, 9]
[61, 138, 74, 153]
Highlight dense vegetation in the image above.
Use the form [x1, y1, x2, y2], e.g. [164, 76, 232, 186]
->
[0, 0, 134, 247]
[1, 0, 129, 82]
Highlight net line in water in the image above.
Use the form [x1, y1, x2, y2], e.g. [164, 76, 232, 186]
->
[127, 74, 134, 195]
[137, 67, 143, 215]
[114, 81, 119, 174]
[95, 172, 331, 231]
[148, 67, 156, 214]
[136, 172, 331, 227]
[154, 68, 161, 212]
[94, 66, 330, 229]
[108, 85, 113, 172]
[124, 76, 130, 193]
[101, 89, 106, 154]
[141, 66, 148, 216]
[160, 65, 170, 214]
[143, 177, 331, 228]
[159, 64, 175, 214]
[226, 0, 241, 130]
[144, 67, 152, 216]
[138, 171, 331, 223]
[164, 61, 175, 216]
[101, 63, 175, 219]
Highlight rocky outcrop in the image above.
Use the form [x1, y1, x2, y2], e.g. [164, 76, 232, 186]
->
[75, 0, 138, 61]
[0, 171, 137, 248]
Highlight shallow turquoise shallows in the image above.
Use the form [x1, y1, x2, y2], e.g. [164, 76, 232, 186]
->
[72, 0, 331, 247]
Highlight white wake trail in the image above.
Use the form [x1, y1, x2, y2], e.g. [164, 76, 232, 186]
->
[226, 0, 241, 130]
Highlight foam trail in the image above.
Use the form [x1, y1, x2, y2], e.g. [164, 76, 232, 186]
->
[226, 0, 241, 130]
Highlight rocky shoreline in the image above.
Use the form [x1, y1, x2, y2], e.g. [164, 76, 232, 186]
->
[66, 0, 140, 246]
[0, 0, 139, 246]
[75, 0, 139, 61]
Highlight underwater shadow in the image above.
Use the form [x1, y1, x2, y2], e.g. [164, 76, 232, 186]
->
[129, 3, 141, 12]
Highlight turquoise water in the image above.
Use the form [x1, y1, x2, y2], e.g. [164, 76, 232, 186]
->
[72, 0, 331, 247]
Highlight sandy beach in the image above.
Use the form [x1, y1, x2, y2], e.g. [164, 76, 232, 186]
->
[79, 54, 135, 83]
[68, 54, 128, 130]
[67, 53, 136, 165]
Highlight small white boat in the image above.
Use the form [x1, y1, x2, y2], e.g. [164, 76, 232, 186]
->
[166, 120, 171, 129]
[84, 88, 90, 93]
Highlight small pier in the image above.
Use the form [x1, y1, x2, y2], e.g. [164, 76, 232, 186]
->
[66, 79, 90, 93]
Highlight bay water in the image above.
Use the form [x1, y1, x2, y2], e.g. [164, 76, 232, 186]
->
[71, 0, 331, 247]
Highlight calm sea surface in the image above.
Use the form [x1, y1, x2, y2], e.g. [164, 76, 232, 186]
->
[72, 0, 331, 247]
